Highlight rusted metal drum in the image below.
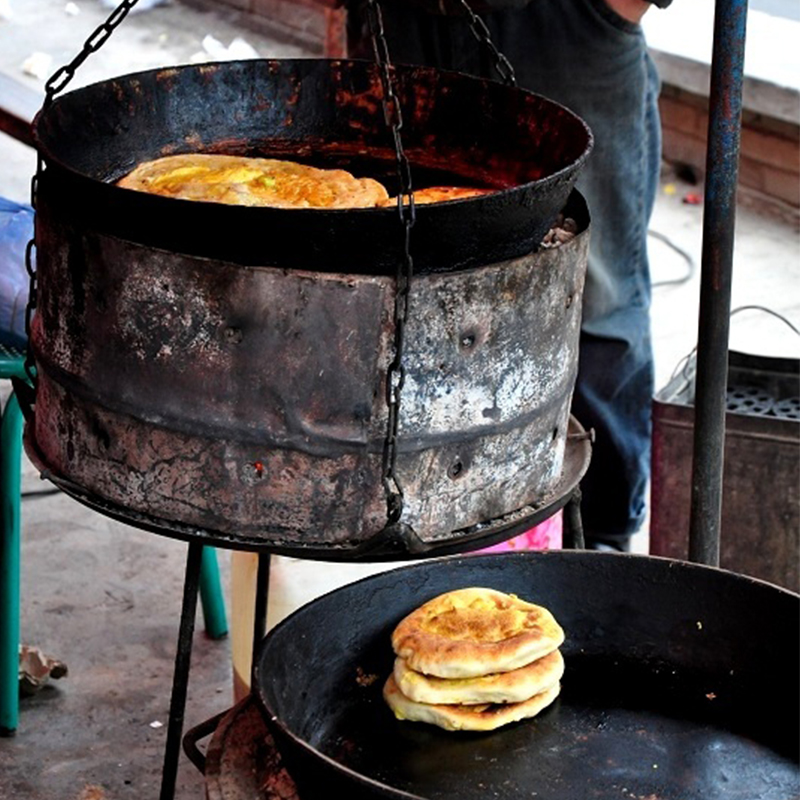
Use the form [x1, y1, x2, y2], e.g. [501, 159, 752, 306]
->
[28, 59, 592, 556]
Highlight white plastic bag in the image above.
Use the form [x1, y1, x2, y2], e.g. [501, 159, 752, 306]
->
[0, 197, 33, 349]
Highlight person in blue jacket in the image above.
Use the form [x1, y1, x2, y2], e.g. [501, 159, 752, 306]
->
[348, 0, 671, 551]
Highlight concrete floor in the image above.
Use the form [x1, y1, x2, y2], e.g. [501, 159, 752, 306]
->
[0, 1, 798, 798]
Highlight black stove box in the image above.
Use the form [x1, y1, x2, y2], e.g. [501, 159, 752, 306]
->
[650, 350, 799, 592]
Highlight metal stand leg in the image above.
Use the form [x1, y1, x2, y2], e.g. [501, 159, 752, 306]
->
[688, 0, 748, 568]
[251, 553, 271, 683]
[563, 487, 585, 550]
[159, 541, 203, 800]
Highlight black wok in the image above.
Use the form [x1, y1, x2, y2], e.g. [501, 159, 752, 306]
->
[254, 551, 799, 800]
[32, 59, 592, 274]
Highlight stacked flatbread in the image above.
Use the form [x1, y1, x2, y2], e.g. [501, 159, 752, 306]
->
[384, 587, 564, 732]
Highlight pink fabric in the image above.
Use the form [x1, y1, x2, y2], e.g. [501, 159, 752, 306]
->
[475, 510, 563, 553]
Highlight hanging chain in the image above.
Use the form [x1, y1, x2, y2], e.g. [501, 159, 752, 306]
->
[366, 0, 416, 526]
[43, 0, 141, 106]
[23, 0, 140, 390]
[454, 0, 517, 87]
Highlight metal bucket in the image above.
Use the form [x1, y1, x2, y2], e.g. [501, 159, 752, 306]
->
[28, 60, 592, 555]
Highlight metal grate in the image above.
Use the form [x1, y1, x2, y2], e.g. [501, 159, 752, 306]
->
[773, 396, 800, 420]
[726, 384, 800, 420]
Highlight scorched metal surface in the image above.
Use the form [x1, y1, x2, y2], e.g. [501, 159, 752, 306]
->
[25, 417, 591, 559]
[27, 220, 588, 551]
[254, 551, 800, 800]
[28, 57, 593, 553]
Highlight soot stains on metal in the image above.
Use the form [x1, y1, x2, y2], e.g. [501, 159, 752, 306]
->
[30, 200, 588, 548]
[29, 60, 593, 552]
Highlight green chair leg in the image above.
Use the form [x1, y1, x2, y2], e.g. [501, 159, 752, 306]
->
[0, 393, 23, 735]
[0, 367, 226, 740]
[199, 546, 227, 639]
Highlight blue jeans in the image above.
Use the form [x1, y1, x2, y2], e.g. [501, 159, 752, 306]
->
[349, 0, 661, 541]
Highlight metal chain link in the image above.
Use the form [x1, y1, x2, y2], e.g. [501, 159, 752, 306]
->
[43, 0, 141, 105]
[366, 0, 417, 526]
[454, 0, 517, 87]
[23, 0, 140, 389]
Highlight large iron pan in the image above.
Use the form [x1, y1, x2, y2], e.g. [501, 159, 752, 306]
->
[254, 551, 799, 800]
[32, 58, 592, 274]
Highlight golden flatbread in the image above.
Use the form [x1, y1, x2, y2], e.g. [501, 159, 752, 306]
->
[380, 186, 494, 206]
[383, 673, 561, 732]
[393, 648, 564, 706]
[117, 153, 390, 209]
[391, 587, 564, 679]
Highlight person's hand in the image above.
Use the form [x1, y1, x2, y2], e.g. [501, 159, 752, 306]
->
[604, 0, 651, 24]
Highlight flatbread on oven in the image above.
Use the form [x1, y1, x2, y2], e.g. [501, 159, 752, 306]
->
[380, 186, 494, 206]
[117, 153, 390, 209]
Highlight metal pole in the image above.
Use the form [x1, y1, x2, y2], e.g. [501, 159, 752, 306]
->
[688, 0, 749, 566]
[159, 541, 203, 800]
[563, 488, 585, 550]
[251, 553, 271, 682]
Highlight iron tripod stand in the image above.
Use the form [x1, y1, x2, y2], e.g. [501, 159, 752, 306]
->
[158, 485, 587, 800]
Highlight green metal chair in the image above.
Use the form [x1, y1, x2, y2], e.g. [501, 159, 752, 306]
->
[0, 343, 228, 734]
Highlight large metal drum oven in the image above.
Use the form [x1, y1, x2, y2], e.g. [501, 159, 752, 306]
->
[27, 58, 593, 558]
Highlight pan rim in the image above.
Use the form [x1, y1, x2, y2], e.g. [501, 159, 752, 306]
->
[32, 57, 594, 204]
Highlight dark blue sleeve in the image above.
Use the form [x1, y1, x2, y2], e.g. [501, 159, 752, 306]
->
[476, 0, 673, 12]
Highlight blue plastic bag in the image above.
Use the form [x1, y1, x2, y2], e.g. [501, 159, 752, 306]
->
[0, 197, 33, 350]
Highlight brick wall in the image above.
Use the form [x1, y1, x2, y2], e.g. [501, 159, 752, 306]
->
[187, 0, 345, 55]
[659, 84, 800, 224]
